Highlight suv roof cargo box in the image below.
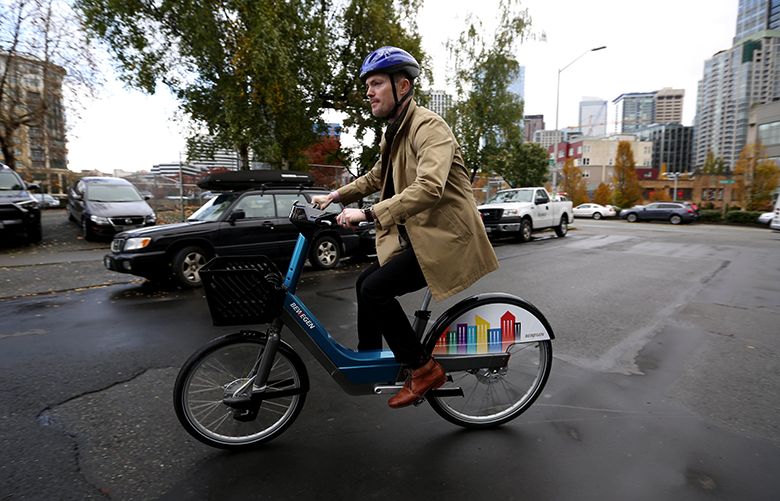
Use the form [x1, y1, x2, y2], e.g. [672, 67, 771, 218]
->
[197, 170, 314, 191]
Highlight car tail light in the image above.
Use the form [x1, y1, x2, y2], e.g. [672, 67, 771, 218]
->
[687, 208, 693, 213]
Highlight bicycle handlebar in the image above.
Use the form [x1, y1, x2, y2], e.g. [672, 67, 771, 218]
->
[289, 202, 337, 227]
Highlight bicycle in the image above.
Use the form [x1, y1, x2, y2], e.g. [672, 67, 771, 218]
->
[173, 203, 555, 449]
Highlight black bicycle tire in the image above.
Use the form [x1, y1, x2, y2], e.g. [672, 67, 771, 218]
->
[425, 295, 553, 429]
[173, 331, 308, 449]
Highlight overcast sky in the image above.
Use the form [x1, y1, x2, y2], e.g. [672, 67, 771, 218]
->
[66, 0, 739, 173]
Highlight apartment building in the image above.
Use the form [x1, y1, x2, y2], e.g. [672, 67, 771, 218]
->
[549, 135, 653, 191]
[654, 88, 685, 124]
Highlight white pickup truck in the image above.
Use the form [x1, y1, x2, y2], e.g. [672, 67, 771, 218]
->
[477, 187, 574, 242]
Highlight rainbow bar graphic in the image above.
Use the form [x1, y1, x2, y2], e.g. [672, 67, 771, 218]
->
[433, 312, 522, 355]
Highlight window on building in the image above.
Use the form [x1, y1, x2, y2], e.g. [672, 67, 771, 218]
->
[758, 121, 780, 146]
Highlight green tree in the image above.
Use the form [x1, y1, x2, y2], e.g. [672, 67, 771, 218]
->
[492, 141, 548, 187]
[328, 0, 426, 175]
[559, 158, 588, 205]
[446, 0, 531, 179]
[611, 141, 642, 208]
[702, 149, 726, 175]
[592, 182, 612, 205]
[78, 0, 333, 170]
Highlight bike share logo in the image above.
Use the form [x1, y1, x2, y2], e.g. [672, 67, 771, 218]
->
[289, 302, 316, 330]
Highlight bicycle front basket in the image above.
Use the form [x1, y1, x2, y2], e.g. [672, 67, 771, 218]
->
[199, 255, 285, 326]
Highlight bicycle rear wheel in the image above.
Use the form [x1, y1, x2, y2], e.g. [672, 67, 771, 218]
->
[426, 295, 553, 428]
[173, 331, 308, 449]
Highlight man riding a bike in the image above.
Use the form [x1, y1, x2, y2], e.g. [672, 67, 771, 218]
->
[312, 46, 499, 408]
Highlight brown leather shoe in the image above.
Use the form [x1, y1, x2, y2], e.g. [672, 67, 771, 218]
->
[388, 358, 446, 409]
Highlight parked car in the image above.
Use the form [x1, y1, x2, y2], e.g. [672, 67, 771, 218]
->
[103, 171, 375, 287]
[572, 203, 616, 220]
[758, 212, 774, 225]
[67, 177, 156, 240]
[0, 163, 42, 243]
[770, 195, 780, 232]
[32, 193, 60, 208]
[619, 202, 698, 225]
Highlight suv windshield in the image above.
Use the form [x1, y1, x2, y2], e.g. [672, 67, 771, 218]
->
[488, 190, 533, 203]
[188, 193, 240, 221]
[86, 185, 143, 202]
[0, 170, 24, 190]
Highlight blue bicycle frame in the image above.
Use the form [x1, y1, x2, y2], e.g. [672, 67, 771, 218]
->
[278, 232, 403, 392]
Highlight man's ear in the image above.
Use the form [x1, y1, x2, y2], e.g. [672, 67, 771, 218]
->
[396, 75, 412, 94]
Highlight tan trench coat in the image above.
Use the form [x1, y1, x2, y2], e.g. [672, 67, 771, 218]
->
[336, 99, 499, 301]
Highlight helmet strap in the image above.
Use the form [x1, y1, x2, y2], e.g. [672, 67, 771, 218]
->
[384, 76, 413, 121]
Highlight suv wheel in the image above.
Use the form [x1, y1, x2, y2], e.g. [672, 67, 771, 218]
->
[27, 222, 42, 244]
[82, 217, 95, 241]
[310, 235, 341, 269]
[173, 246, 209, 287]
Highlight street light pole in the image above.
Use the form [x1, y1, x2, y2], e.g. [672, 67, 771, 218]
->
[552, 45, 606, 195]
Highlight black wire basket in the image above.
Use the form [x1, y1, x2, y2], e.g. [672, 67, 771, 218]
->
[199, 255, 285, 326]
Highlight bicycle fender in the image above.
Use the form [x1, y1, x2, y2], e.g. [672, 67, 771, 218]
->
[422, 292, 555, 356]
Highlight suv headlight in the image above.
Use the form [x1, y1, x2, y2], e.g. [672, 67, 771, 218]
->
[90, 214, 111, 225]
[16, 199, 39, 211]
[124, 237, 152, 251]
[145, 213, 156, 224]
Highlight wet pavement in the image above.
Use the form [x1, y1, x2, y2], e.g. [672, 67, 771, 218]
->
[1, 216, 779, 500]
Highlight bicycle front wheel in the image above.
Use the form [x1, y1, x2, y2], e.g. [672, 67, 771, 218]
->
[173, 331, 308, 449]
[426, 295, 553, 428]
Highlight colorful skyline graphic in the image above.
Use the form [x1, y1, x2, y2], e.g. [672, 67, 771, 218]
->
[433, 310, 521, 355]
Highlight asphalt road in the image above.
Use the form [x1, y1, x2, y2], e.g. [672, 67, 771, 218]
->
[1, 213, 779, 500]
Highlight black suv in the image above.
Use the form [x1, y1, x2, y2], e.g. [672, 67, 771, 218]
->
[104, 170, 374, 287]
[0, 164, 42, 244]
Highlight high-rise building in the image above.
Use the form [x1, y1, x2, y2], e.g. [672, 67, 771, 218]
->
[523, 115, 545, 143]
[428, 90, 453, 118]
[579, 97, 607, 137]
[613, 92, 656, 133]
[508, 66, 526, 101]
[637, 124, 694, 174]
[734, 0, 780, 42]
[654, 88, 685, 124]
[694, 24, 780, 170]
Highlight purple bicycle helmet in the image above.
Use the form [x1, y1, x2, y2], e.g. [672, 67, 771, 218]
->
[359, 46, 420, 83]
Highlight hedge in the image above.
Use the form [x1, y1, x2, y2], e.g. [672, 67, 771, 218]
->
[725, 210, 763, 224]
[696, 210, 764, 224]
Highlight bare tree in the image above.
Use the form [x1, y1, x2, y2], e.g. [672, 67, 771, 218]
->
[0, 0, 100, 178]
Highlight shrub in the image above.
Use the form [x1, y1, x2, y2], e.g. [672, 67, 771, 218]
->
[725, 210, 762, 224]
[698, 210, 722, 222]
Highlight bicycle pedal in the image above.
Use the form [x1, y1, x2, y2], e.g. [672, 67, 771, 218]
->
[413, 398, 425, 407]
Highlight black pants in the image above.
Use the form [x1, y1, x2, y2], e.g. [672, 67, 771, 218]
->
[356, 247, 429, 368]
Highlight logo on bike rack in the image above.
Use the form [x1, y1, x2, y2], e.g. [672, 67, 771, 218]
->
[289, 302, 316, 330]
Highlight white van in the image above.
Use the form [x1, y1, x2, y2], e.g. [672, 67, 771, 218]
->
[770, 192, 780, 231]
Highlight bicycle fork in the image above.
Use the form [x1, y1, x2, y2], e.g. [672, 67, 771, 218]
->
[222, 318, 284, 408]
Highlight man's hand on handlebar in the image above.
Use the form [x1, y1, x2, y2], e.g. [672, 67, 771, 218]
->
[336, 208, 366, 228]
[311, 193, 334, 210]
